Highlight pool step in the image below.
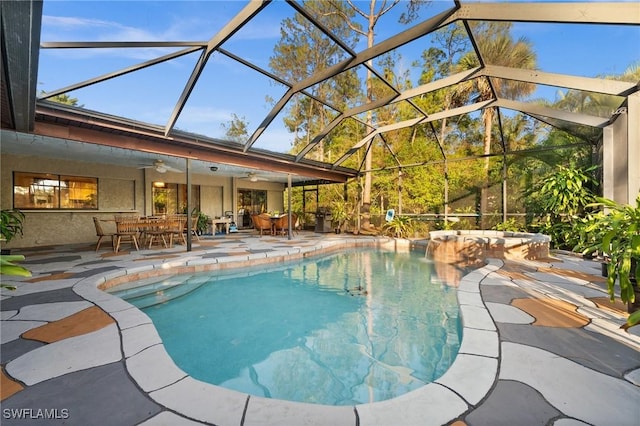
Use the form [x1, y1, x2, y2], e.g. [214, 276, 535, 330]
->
[111, 275, 209, 308]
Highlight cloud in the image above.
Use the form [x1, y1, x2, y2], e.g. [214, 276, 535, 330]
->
[42, 15, 159, 41]
[41, 14, 204, 61]
[42, 15, 116, 31]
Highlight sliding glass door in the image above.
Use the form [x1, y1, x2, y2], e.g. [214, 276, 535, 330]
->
[237, 189, 266, 228]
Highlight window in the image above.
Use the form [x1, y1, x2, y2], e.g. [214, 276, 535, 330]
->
[14, 172, 98, 209]
[151, 182, 200, 215]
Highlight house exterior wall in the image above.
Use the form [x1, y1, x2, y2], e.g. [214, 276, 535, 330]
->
[1, 153, 285, 249]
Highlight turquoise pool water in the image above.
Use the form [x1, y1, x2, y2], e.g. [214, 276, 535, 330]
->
[116, 249, 461, 406]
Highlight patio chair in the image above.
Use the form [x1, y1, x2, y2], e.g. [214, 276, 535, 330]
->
[93, 217, 115, 252]
[167, 215, 187, 247]
[251, 213, 273, 236]
[113, 216, 140, 253]
[144, 217, 169, 249]
[185, 215, 200, 241]
[274, 213, 298, 237]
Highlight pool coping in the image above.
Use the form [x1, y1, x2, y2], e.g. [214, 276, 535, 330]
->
[73, 238, 501, 425]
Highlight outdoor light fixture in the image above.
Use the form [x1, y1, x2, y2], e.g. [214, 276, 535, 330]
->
[153, 181, 166, 188]
[210, 166, 218, 172]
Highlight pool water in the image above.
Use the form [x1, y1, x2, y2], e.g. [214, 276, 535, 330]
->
[119, 249, 461, 406]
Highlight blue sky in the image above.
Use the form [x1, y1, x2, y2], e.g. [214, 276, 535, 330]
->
[38, 1, 640, 153]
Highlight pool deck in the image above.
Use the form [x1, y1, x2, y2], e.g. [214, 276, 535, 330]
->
[1, 231, 639, 426]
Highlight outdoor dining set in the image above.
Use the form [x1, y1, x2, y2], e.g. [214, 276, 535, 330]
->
[250, 212, 298, 237]
[93, 215, 198, 253]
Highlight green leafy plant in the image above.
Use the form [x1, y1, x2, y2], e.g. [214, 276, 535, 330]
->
[581, 195, 640, 330]
[536, 166, 597, 217]
[383, 215, 414, 239]
[1, 254, 31, 289]
[492, 218, 526, 232]
[331, 201, 349, 232]
[523, 165, 598, 250]
[1, 209, 25, 243]
[193, 210, 209, 235]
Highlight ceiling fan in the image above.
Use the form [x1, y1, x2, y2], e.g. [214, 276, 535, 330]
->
[138, 159, 183, 174]
[243, 172, 269, 182]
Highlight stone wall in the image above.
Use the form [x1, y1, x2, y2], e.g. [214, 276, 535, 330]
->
[428, 230, 550, 265]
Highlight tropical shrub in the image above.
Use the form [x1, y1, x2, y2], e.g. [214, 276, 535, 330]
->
[382, 215, 414, 238]
[195, 211, 209, 235]
[1, 209, 25, 243]
[1, 254, 31, 290]
[524, 165, 598, 250]
[493, 218, 526, 232]
[580, 196, 640, 330]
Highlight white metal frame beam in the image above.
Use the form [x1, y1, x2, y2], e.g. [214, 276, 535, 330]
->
[494, 98, 612, 128]
[444, 2, 640, 26]
[244, 5, 459, 152]
[164, 0, 270, 137]
[480, 65, 638, 96]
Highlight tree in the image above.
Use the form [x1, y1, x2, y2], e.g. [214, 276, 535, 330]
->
[414, 22, 470, 221]
[333, 0, 430, 231]
[269, 1, 361, 160]
[221, 113, 249, 143]
[456, 22, 537, 228]
[39, 91, 83, 107]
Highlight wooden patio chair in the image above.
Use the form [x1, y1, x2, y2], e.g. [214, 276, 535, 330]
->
[185, 215, 200, 241]
[274, 213, 298, 237]
[113, 216, 140, 253]
[251, 213, 273, 236]
[167, 215, 187, 247]
[144, 217, 169, 249]
[93, 217, 115, 252]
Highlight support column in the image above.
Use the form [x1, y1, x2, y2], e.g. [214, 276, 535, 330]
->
[602, 125, 615, 201]
[602, 96, 637, 204]
[628, 92, 640, 203]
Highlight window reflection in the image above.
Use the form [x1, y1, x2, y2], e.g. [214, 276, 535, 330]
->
[151, 182, 200, 216]
[13, 172, 97, 209]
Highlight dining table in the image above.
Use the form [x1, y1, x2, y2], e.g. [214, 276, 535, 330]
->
[209, 217, 231, 234]
[269, 214, 286, 235]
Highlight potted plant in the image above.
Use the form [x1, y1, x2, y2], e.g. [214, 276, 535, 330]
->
[1, 209, 25, 254]
[331, 201, 348, 234]
[196, 211, 209, 235]
[581, 195, 640, 330]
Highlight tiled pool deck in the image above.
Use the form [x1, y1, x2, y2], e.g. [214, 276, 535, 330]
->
[1, 231, 639, 425]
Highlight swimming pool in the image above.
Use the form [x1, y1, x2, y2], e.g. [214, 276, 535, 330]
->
[112, 248, 461, 406]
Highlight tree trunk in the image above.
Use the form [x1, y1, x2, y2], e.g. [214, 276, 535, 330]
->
[360, 3, 376, 231]
[480, 107, 494, 229]
[440, 117, 449, 223]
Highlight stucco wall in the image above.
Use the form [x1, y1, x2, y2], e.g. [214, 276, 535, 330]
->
[1, 153, 285, 249]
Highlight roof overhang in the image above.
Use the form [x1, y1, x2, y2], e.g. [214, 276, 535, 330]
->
[33, 101, 356, 183]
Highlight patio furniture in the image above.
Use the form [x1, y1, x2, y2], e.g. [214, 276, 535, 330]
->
[113, 216, 140, 253]
[167, 215, 187, 247]
[210, 217, 231, 234]
[251, 213, 273, 236]
[92, 217, 115, 252]
[186, 215, 200, 241]
[144, 217, 169, 249]
[274, 213, 298, 237]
